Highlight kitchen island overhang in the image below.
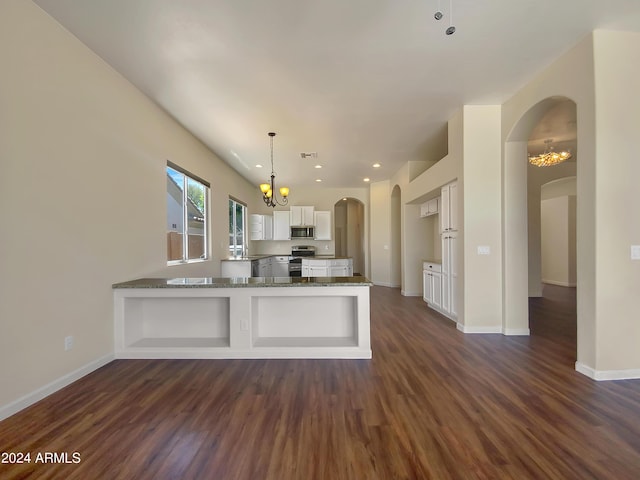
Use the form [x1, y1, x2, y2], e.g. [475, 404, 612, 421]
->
[112, 276, 373, 359]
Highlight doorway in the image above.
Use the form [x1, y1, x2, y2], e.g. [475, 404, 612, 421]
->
[334, 198, 365, 275]
[504, 96, 578, 358]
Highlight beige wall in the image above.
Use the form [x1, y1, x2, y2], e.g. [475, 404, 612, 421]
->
[527, 163, 577, 296]
[592, 30, 640, 372]
[369, 181, 392, 285]
[502, 34, 597, 350]
[0, 0, 259, 412]
[541, 195, 577, 286]
[460, 106, 503, 331]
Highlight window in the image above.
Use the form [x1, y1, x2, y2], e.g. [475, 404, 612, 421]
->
[166, 162, 209, 263]
[229, 197, 247, 257]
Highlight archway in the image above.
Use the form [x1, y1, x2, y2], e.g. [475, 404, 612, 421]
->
[503, 97, 578, 343]
[334, 197, 365, 275]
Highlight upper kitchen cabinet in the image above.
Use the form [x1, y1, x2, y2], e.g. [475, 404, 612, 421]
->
[290, 206, 315, 226]
[440, 182, 458, 233]
[250, 214, 273, 241]
[314, 211, 332, 240]
[273, 210, 290, 240]
[420, 198, 439, 217]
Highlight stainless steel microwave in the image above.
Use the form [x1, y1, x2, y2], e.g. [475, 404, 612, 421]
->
[290, 226, 315, 239]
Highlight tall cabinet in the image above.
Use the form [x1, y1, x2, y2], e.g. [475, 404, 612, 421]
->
[440, 181, 458, 319]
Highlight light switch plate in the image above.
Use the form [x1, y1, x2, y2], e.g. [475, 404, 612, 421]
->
[477, 246, 491, 255]
[631, 245, 640, 260]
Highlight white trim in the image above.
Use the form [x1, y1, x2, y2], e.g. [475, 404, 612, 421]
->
[542, 280, 577, 287]
[503, 328, 531, 336]
[0, 354, 114, 421]
[374, 281, 397, 288]
[401, 290, 421, 297]
[575, 362, 640, 381]
[456, 324, 502, 334]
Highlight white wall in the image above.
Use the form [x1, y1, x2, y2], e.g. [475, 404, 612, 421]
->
[0, 0, 259, 414]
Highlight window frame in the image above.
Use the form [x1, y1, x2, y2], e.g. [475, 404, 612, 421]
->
[229, 197, 247, 258]
[166, 161, 210, 265]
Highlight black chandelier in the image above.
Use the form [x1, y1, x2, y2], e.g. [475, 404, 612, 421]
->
[259, 132, 289, 207]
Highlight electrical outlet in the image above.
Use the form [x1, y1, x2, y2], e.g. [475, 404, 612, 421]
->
[64, 336, 74, 351]
[632, 245, 640, 260]
[477, 246, 491, 255]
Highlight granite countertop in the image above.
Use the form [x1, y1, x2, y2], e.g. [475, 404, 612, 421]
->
[113, 276, 372, 289]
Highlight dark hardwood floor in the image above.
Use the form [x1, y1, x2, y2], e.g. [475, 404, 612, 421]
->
[2, 285, 640, 479]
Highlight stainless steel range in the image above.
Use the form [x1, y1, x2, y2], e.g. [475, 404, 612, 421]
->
[289, 245, 316, 277]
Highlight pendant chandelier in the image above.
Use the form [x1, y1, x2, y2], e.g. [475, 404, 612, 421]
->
[528, 139, 572, 167]
[259, 132, 289, 207]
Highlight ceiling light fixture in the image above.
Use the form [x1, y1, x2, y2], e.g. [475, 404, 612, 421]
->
[259, 132, 289, 207]
[363, 177, 370, 182]
[372, 163, 381, 168]
[434, 0, 456, 35]
[528, 139, 572, 167]
[314, 164, 322, 169]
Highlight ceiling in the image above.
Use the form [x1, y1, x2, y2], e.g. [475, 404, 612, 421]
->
[33, 0, 640, 189]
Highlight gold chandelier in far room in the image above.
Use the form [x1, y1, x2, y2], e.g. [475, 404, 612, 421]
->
[259, 132, 289, 207]
[528, 139, 572, 167]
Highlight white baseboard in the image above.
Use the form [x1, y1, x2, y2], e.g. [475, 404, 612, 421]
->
[542, 280, 577, 287]
[0, 353, 114, 421]
[456, 324, 502, 334]
[503, 328, 531, 336]
[575, 362, 640, 381]
[374, 281, 399, 288]
[401, 290, 421, 297]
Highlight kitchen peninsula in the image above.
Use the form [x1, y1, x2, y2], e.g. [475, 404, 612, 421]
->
[112, 276, 372, 359]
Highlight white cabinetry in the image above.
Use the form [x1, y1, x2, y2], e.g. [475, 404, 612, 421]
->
[440, 182, 458, 233]
[314, 211, 332, 240]
[441, 232, 458, 317]
[420, 198, 439, 217]
[290, 206, 315, 226]
[302, 258, 353, 277]
[273, 210, 290, 240]
[329, 259, 353, 277]
[250, 214, 273, 241]
[422, 262, 442, 309]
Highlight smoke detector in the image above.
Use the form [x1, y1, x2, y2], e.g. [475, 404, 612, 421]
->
[300, 152, 318, 159]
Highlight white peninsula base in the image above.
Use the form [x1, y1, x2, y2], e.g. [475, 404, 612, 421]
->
[113, 277, 372, 359]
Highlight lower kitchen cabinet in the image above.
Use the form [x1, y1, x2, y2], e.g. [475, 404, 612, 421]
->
[302, 258, 353, 277]
[422, 262, 442, 310]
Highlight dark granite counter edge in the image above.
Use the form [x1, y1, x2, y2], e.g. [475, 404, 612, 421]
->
[113, 276, 373, 289]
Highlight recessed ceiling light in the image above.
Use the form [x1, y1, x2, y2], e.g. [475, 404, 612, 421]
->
[255, 164, 263, 168]
[363, 177, 370, 182]
[315, 179, 322, 182]
[372, 163, 381, 168]
[314, 164, 322, 169]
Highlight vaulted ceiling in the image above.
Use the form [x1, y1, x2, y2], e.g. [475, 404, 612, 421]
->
[34, 0, 640, 188]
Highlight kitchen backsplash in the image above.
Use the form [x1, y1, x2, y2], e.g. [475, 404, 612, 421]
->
[249, 240, 335, 256]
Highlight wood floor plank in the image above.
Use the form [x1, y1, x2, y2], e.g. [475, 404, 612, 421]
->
[2, 285, 640, 479]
